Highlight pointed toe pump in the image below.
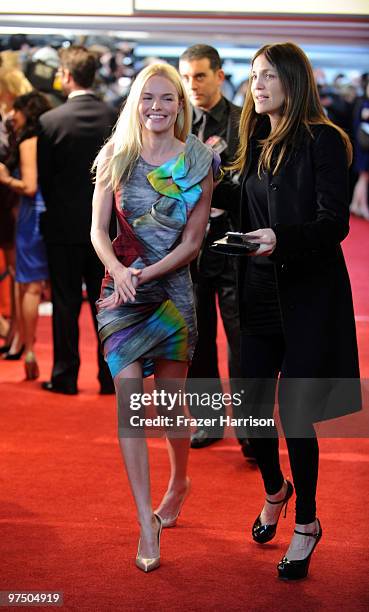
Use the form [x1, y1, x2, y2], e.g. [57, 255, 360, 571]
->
[135, 514, 162, 573]
[155, 478, 191, 529]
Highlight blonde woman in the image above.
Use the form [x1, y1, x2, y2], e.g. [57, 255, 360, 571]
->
[91, 63, 217, 572]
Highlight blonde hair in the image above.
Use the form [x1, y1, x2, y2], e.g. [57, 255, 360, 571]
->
[0, 50, 21, 70]
[0, 68, 33, 99]
[95, 63, 191, 192]
[231, 42, 352, 176]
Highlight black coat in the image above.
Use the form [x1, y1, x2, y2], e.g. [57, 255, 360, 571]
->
[239, 122, 361, 420]
[37, 94, 116, 244]
[207, 98, 242, 216]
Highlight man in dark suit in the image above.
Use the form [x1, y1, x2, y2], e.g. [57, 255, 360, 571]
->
[179, 45, 251, 453]
[38, 46, 116, 395]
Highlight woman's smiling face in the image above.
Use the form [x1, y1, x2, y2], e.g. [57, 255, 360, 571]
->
[138, 75, 182, 135]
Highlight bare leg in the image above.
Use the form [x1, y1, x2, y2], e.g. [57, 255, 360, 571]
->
[350, 172, 369, 220]
[19, 281, 44, 379]
[116, 361, 159, 559]
[260, 479, 289, 524]
[5, 281, 24, 355]
[0, 314, 9, 339]
[284, 519, 321, 561]
[20, 281, 43, 354]
[154, 359, 191, 525]
[2, 246, 16, 346]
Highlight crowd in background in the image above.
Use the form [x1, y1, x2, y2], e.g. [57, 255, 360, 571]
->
[0, 33, 368, 382]
[1, 34, 368, 193]
[1, 34, 368, 147]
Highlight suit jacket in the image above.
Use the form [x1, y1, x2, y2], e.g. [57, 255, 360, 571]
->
[37, 94, 116, 244]
[191, 97, 241, 215]
[239, 122, 360, 419]
[192, 98, 241, 279]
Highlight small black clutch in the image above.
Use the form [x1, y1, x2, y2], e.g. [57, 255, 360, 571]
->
[210, 233, 259, 256]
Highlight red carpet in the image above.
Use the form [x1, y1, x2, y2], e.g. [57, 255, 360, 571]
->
[1, 216, 369, 611]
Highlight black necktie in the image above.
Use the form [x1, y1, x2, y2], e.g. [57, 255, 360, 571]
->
[197, 112, 207, 143]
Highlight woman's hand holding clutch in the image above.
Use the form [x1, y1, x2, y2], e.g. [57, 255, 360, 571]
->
[243, 228, 277, 256]
[210, 228, 276, 256]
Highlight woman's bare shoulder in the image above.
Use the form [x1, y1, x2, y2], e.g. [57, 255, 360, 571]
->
[99, 140, 115, 160]
[19, 136, 37, 156]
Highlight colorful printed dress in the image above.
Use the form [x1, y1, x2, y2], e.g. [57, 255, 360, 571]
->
[96, 134, 218, 378]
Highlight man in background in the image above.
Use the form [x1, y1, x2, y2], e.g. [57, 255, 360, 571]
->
[38, 46, 116, 395]
[179, 44, 249, 452]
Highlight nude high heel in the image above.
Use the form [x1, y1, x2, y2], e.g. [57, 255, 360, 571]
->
[155, 477, 191, 528]
[24, 351, 40, 381]
[135, 514, 162, 573]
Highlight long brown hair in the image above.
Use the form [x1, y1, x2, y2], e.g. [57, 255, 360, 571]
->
[231, 42, 352, 176]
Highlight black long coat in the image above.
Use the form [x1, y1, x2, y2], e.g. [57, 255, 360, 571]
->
[238, 122, 361, 421]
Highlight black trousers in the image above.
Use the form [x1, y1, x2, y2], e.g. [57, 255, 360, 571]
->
[241, 333, 319, 524]
[46, 243, 113, 391]
[187, 253, 244, 435]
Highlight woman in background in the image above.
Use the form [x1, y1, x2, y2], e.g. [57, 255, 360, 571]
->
[0, 68, 33, 354]
[350, 75, 369, 220]
[0, 91, 50, 378]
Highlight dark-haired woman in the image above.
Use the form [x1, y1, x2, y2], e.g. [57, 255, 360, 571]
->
[0, 68, 33, 355]
[0, 91, 51, 379]
[232, 42, 360, 580]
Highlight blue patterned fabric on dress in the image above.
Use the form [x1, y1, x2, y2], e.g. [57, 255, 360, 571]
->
[15, 182, 48, 283]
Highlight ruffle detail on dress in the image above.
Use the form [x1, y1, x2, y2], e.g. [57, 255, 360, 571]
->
[145, 134, 220, 225]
